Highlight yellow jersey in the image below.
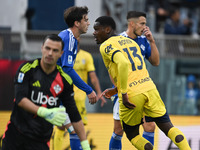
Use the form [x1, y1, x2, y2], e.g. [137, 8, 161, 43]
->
[73, 49, 95, 101]
[100, 35, 156, 98]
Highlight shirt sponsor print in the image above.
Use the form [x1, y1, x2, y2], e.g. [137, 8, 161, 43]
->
[31, 91, 58, 106]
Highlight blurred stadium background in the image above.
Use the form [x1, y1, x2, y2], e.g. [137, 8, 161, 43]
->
[0, 0, 200, 149]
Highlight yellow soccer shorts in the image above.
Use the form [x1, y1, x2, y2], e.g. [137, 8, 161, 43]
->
[119, 89, 166, 126]
[75, 99, 88, 125]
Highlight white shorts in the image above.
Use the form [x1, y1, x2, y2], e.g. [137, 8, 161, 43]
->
[112, 96, 120, 120]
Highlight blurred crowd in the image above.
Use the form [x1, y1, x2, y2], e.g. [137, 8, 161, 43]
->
[177, 74, 200, 115]
[0, 0, 199, 37]
[145, 0, 200, 38]
[185, 74, 200, 115]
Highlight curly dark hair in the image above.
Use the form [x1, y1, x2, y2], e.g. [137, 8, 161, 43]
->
[63, 6, 89, 28]
[95, 16, 116, 30]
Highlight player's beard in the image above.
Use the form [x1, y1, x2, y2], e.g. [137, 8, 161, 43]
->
[79, 26, 88, 34]
[134, 30, 141, 37]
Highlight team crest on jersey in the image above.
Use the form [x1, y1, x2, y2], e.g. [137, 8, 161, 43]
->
[140, 44, 145, 51]
[105, 44, 113, 53]
[53, 84, 62, 94]
[68, 55, 73, 64]
[18, 72, 24, 83]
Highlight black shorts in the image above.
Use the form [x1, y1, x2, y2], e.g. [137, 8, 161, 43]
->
[122, 119, 143, 132]
[2, 122, 49, 150]
[145, 112, 171, 123]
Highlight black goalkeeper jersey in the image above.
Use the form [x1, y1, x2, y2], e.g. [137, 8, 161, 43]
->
[10, 59, 81, 141]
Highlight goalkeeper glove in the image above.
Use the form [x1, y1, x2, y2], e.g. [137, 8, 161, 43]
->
[37, 107, 67, 126]
[81, 140, 91, 150]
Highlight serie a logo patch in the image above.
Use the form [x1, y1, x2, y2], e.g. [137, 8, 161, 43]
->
[68, 55, 73, 64]
[18, 72, 24, 83]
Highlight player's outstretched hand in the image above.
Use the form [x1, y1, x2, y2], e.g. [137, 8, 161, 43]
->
[37, 107, 67, 126]
[122, 93, 136, 109]
[87, 91, 97, 104]
[100, 87, 118, 99]
[97, 93, 107, 107]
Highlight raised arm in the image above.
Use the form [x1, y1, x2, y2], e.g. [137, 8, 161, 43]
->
[143, 26, 160, 66]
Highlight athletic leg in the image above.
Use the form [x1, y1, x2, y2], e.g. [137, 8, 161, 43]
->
[156, 120, 191, 150]
[122, 121, 153, 150]
[109, 96, 123, 150]
[51, 126, 65, 150]
[143, 89, 191, 150]
[109, 120, 123, 150]
[51, 112, 74, 150]
[119, 94, 153, 150]
[142, 118, 155, 145]
[70, 100, 87, 150]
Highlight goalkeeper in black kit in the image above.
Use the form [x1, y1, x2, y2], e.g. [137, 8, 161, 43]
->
[2, 34, 91, 150]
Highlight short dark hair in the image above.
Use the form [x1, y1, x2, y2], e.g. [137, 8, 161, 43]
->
[95, 16, 116, 30]
[169, 7, 179, 17]
[43, 34, 64, 50]
[127, 11, 146, 20]
[64, 6, 89, 28]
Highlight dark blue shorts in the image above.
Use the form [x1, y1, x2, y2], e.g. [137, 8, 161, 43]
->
[145, 112, 171, 123]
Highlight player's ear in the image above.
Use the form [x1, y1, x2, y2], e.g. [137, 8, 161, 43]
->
[41, 45, 43, 53]
[105, 26, 112, 34]
[131, 20, 136, 27]
[74, 21, 80, 27]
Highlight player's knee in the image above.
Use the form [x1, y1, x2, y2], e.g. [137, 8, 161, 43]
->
[124, 129, 138, 141]
[175, 134, 184, 143]
[114, 127, 123, 136]
[143, 122, 155, 132]
[144, 143, 153, 150]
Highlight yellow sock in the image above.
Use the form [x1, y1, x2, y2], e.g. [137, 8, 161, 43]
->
[167, 127, 191, 150]
[53, 127, 65, 150]
[131, 135, 153, 150]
